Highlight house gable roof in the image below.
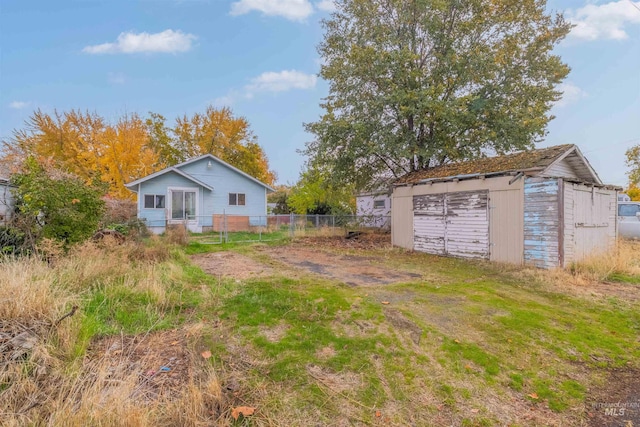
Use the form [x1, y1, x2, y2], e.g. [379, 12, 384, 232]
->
[395, 144, 602, 185]
[125, 167, 215, 192]
[125, 154, 274, 192]
[174, 154, 275, 192]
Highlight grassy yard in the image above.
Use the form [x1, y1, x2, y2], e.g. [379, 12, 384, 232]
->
[1, 234, 639, 426]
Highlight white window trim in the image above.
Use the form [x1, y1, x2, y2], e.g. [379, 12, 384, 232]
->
[228, 192, 246, 207]
[143, 194, 166, 210]
[373, 199, 386, 209]
[168, 186, 199, 224]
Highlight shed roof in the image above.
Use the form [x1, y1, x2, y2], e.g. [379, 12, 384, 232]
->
[396, 144, 602, 185]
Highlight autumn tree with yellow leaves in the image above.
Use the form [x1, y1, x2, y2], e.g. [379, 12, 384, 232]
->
[2, 107, 276, 199]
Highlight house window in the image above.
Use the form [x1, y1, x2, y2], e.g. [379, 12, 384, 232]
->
[144, 194, 165, 209]
[373, 199, 386, 209]
[229, 193, 246, 206]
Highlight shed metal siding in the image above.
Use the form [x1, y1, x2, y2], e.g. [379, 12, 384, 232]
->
[523, 177, 560, 269]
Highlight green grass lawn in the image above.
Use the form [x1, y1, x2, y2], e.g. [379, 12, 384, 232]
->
[3, 237, 639, 426]
[187, 240, 640, 425]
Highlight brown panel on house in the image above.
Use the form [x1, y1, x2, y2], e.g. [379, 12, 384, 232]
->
[213, 214, 250, 232]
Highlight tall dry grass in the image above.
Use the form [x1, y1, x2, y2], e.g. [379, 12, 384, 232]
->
[515, 239, 640, 288]
[567, 238, 640, 282]
[0, 240, 228, 426]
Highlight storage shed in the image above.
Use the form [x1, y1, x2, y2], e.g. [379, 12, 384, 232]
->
[392, 145, 620, 268]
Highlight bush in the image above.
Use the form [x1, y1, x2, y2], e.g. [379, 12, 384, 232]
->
[0, 225, 28, 255]
[12, 158, 106, 247]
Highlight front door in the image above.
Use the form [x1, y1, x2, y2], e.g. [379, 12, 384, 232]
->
[168, 187, 198, 230]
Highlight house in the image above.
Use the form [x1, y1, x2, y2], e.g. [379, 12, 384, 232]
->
[0, 177, 15, 225]
[356, 188, 392, 228]
[125, 154, 274, 234]
[392, 144, 620, 269]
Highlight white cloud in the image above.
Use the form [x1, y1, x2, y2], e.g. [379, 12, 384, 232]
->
[9, 101, 29, 109]
[245, 70, 317, 94]
[230, 0, 314, 21]
[108, 72, 126, 84]
[556, 82, 588, 107]
[83, 29, 196, 54]
[566, 1, 640, 41]
[213, 70, 317, 104]
[316, 0, 336, 12]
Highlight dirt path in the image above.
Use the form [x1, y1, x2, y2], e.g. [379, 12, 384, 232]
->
[191, 251, 275, 280]
[266, 245, 422, 286]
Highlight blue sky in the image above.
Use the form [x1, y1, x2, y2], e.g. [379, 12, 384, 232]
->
[1, 0, 639, 186]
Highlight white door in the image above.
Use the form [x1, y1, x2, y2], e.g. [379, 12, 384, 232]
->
[413, 194, 446, 255]
[413, 191, 489, 259]
[168, 187, 198, 231]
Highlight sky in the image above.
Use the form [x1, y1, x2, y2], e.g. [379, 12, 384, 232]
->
[1, 0, 639, 187]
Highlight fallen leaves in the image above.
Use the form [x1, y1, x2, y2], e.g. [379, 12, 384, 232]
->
[528, 392, 539, 400]
[381, 301, 390, 305]
[231, 406, 255, 420]
[201, 350, 212, 359]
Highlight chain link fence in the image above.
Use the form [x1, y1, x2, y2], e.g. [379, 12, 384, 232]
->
[149, 214, 390, 244]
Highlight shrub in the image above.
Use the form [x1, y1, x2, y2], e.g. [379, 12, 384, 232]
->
[0, 225, 27, 255]
[11, 158, 106, 247]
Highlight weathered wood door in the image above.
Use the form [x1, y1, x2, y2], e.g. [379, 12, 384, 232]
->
[413, 191, 489, 259]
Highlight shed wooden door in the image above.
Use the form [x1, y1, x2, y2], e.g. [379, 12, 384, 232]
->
[413, 191, 489, 259]
[572, 186, 615, 260]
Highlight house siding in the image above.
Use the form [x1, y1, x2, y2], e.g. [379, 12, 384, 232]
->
[178, 158, 268, 222]
[0, 182, 14, 224]
[138, 171, 208, 229]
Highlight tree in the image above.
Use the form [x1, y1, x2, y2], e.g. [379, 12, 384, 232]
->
[305, 0, 572, 190]
[173, 106, 276, 185]
[288, 166, 355, 214]
[626, 144, 640, 187]
[267, 185, 292, 214]
[2, 110, 162, 199]
[2, 106, 276, 198]
[11, 157, 106, 246]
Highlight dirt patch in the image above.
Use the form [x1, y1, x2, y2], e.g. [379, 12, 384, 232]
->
[89, 329, 192, 401]
[190, 251, 273, 280]
[586, 368, 640, 426]
[259, 322, 289, 343]
[266, 245, 422, 287]
[316, 346, 337, 360]
[294, 233, 392, 251]
[307, 364, 362, 394]
[383, 308, 423, 345]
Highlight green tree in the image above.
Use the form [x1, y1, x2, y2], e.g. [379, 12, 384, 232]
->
[626, 144, 640, 187]
[12, 158, 106, 246]
[305, 0, 572, 189]
[288, 166, 355, 214]
[267, 185, 292, 214]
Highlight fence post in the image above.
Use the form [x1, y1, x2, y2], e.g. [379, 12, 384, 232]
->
[315, 214, 319, 229]
[289, 212, 294, 237]
[223, 210, 228, 243]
